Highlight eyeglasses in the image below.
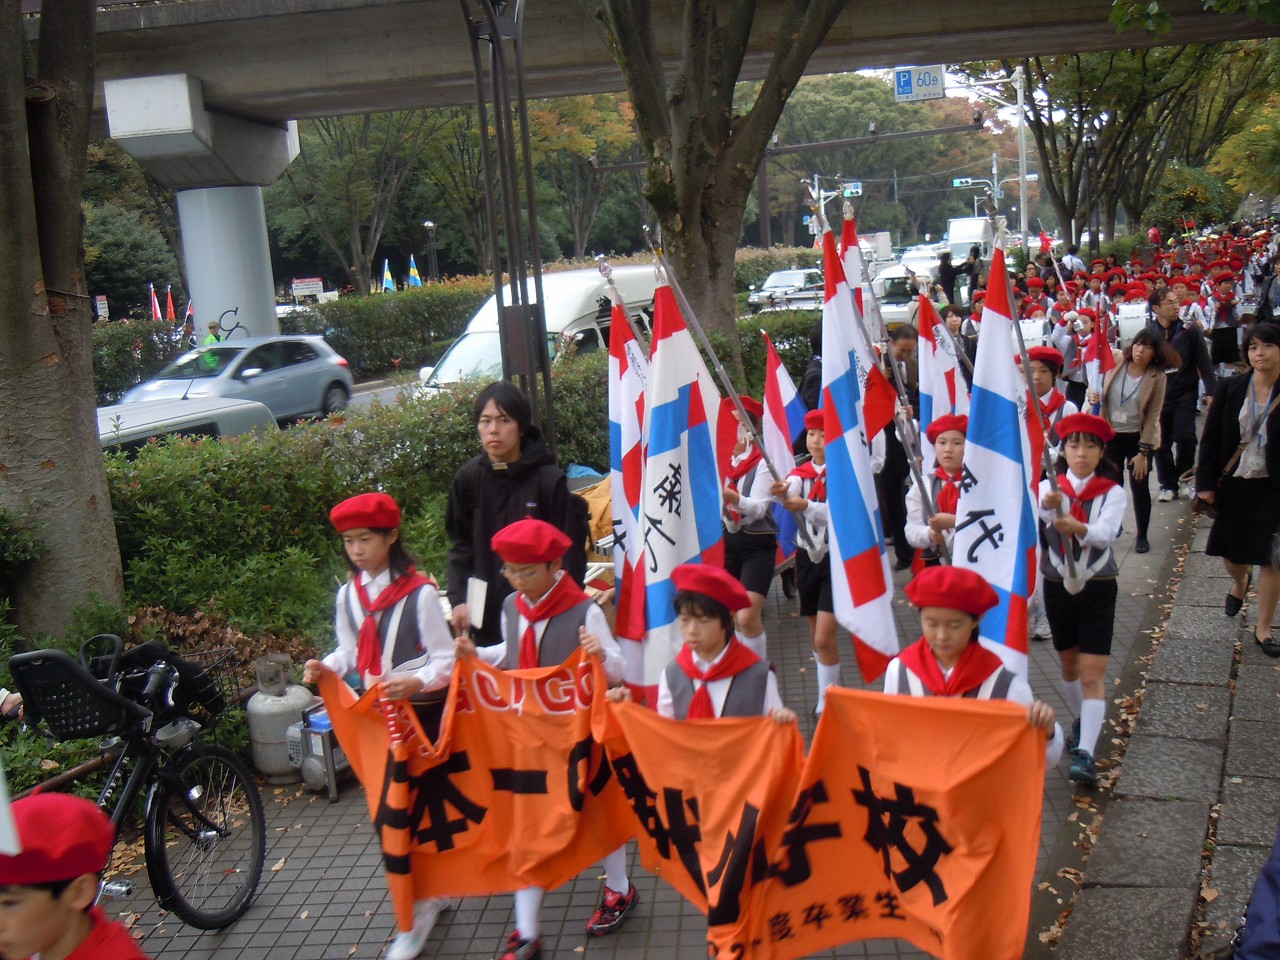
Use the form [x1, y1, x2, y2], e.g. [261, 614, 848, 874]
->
[500, 564, 544, 582]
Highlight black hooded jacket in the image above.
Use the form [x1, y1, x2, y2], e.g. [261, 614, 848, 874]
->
[445, 426, 587, 645]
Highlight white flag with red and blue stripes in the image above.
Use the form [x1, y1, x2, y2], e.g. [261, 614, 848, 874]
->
[820, 227, 900, 682]
[608, 300, 650, 700]
[952, 246, 1037, 678]
[762, 332, 806, 563]
[917, 295, 970, 469]
[638, 286, 724, 699]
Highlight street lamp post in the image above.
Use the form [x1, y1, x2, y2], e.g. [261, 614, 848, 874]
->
[1083, 138, 1100, 259]
[422, 220, 439, 283]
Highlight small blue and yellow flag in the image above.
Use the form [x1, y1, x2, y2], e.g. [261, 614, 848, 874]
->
[407, 254, 422, 287]
[382, 259, 395, 292]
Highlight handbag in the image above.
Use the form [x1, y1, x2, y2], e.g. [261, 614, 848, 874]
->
[1189, 391, 1280, 520]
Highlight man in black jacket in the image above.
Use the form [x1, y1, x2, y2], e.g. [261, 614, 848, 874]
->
[1148, 290, 1216, 500]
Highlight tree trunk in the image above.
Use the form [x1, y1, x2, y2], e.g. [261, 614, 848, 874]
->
[0, 0, 123, 640]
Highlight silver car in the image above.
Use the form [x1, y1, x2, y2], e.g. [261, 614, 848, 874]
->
[122, 335, 354, 421]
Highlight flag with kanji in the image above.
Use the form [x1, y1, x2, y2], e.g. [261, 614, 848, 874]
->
[820, 226, 899, 682]
[608, 299, 651, 702]
[763, 332, 806, 564]
[952, 246, 1038, 678]
[637, 285, 724, 691]
[838, 215, 897, 439]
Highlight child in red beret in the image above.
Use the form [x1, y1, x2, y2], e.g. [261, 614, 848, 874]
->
[1038, 414, 1128, 788]
[885, 567, 1061, 764]
[772, 409, 841, 717]
[303, 492, 456, 960]
[905, 414, 967, 567]
[0, 792, 150, 959]
[456, 516, 632, 960]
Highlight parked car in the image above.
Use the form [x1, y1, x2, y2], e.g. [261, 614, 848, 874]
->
[122, 335, 353, 422]
[746, 268, 823, 313]
[98, 398, 277, 454]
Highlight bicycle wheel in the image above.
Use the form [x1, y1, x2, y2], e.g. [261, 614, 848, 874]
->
[144, 743, 266, 929]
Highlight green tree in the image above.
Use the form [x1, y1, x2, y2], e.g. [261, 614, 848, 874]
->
[1209, 91, 1280, 196]
[83, 202, 184, 317]
[578, 0, 852, 372]
[1143, 165, 1241, 231]
[1, 0, 123, 639]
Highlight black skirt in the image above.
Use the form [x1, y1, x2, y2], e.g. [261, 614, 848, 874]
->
[1211, 326, 1240, 365]
[1206, 475, 1280, 566]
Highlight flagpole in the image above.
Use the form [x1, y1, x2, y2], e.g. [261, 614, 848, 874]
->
[596, 256, 650, 353]
[829, 202, 950, 564]
[642, 226, 817, 553]
[986, 195, 1082, 589]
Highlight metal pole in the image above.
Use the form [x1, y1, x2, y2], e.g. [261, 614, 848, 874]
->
[757, 156, 772, 249]
[1016, 66, 1029, 247]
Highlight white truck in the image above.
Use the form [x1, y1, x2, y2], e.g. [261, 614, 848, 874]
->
[945, 217, 997, 263]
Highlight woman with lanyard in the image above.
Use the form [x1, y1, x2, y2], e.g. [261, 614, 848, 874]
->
[1195, 323, 1280, 658]
[1089, 327, 1180, 555]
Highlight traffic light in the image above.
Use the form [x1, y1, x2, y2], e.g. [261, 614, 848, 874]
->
[952, 178, 973, 187]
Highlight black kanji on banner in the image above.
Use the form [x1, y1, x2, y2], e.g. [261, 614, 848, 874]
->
[852, 766, 953, 906]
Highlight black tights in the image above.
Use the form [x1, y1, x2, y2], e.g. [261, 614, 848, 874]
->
[1105, 432, 1151, 540]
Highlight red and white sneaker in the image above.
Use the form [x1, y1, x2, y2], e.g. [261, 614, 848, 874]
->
[496, 931, 541, 960]
[585, 882, 639, 936]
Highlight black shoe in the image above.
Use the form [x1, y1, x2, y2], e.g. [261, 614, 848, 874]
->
[894, 555, 914, 571]
[1255, 631, 1280, 659]
[1226, 591, 1244, 618]
[1135, 537, 1150, 554]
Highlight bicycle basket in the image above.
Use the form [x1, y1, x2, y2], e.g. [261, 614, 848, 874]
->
[91, 641, 229, 724]
[9, 650, 149, 741]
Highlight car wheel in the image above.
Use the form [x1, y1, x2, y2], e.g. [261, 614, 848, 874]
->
[322, 383, 349, 415]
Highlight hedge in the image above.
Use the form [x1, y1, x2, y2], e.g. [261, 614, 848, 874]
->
[92, 319, 189, 404]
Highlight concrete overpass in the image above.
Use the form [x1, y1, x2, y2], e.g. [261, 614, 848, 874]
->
[24, 0, 1280, 134]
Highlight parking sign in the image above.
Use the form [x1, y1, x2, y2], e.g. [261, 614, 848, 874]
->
[893, 65, 945, 103]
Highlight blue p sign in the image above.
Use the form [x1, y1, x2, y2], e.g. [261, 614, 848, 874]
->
[895, 69, 912, 98]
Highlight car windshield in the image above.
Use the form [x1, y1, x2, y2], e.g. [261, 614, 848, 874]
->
[880, 276, 914, 305]
[427, 331, 563, 386]
[156, 346, 244, 379]
[763, 270, 816, 290]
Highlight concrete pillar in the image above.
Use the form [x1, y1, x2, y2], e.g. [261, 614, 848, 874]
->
[104, 74, 299, 338]
[175, 187, 276, 340]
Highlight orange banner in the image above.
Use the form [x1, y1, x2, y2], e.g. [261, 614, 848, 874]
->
[598, 687, 1044, 960]
[318, 651, 632, 931]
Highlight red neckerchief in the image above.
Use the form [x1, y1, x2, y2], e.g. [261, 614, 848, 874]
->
[1039, 389, 1066, 419]
[790, 460, 826, 502]
[675, 638, 762, 718]
[934, 467, 962, 515]
[514, 572, 590, 669]
[725, 447, 764, 522]
[1213, 291, 1237, 307]
[1058, 472, 1118, 526]
[897, 636, 1006, 697]
[352, 568, 434, 680]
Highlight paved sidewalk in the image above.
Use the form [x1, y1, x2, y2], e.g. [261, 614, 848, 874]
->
[109, 493, 1191, 960]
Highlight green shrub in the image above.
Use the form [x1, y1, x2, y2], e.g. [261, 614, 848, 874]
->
[0, 510, 42, 601]
[282, 277, 492, 380]
[92, 319, 187, 404]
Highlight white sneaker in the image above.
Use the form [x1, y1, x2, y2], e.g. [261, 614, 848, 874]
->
[386, 897, 451, 960]
[1158, 489, 1174, 502]
[1181, 481, 1196, 501]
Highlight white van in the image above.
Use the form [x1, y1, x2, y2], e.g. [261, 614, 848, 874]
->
[98, 397, 277, 454]
[418, 266, 660, 389]
[946, 217, 997, 263]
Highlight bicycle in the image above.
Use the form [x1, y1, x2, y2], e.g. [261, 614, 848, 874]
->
[9, 634, 267, 930]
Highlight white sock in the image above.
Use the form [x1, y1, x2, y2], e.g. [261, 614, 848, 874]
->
[737, 630, 767, 659]
[601, 845, 629, 893]
[1061, 678, 1083, 715]
[815, 661, 842, 713]
[514, 886, 545, 941]
[1078, 698, 1105, 756]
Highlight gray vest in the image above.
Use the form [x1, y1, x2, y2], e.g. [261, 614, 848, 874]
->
[500, 594, 593, 669]
[664, 658, 770, 719]
[341, 582, 424, 672]
[1041, 485, 1119, 583]
[893, 660, 1015, 700]
[725, 464, 778, 537]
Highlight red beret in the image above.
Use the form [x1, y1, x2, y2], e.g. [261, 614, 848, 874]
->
[1075, 307, 1097, 320]
[330, 492, 401, 532]
[926, 414, 968, 444]
[0, 793, 114, 884]
[1073, 271, 1088, 280]
[491, 517, 571, 564]
[904, 565, 999, 618]
[1090, 259, 1106, 266]
[1216, 273, 1238, 284]
[1065, 282, 1081, 295]
[672, 563, 750, 612]
[1055, 412, 1115, 443]
[734, 395, 763, 420]
[1168, 275, 1187, 285]
[804, 409, 825, 431]
[1026, 277, 1046, 290]
[1209, 259, 1231, 270]
[1027, 346, 1064, 369]
[973, 290, 986, 301]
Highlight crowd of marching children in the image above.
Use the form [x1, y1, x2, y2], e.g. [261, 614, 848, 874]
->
[279, 222, 1280, 960]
